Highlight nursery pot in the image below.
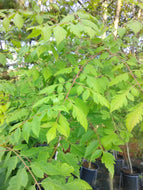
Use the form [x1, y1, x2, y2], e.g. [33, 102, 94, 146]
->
[121, 167, 142, 190]
[114, 155, 124, 176]
[80, 163, 98, 189]
[95, 160, 110, 190]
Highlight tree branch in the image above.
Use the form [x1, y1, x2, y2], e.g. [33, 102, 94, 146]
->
[7, 147, 41, 190]
[77, 0, 88, 12]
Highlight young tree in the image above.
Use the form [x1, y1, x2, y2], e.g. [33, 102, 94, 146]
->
[0, 1, 143, 189]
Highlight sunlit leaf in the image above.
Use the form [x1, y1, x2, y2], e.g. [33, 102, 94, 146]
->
[13, 14, 24, 29]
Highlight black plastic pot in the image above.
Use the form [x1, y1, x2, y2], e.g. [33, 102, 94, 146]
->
[114, 155, 124, 176]
[95, 160, 110, 190]
[121, 167, 143, 190]
[80, 163, 98, 189]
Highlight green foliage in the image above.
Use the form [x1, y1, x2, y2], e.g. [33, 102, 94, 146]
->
[0, 2, 142, 189]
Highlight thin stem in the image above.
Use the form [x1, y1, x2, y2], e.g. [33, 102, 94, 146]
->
[15, 150, 31, 163]
[126, 143, 133, 174]
[0, 149, 9, 152]
[49, 137, 62, 161]
[88, 161, 92, 169]
[109, 172, 113, 190]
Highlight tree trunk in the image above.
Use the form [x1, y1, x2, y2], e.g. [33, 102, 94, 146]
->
[102, 0, 108, 39]
[113, 0, 122, 38]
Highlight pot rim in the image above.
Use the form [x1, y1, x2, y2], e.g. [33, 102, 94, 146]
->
[81, 163, 98, 171]
[121, 167, 141, 176]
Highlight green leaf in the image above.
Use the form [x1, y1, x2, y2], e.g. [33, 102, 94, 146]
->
[0, 147, 6, 162]
[86, 76, 99, 92]
[3, 17, 10, 31]
[13, 14, 24, 30]
[84, 64, 97, 76]
[131, 87, 139, 97]
[109, 73, 129, 86]
[82, 89, 90, 101]
[126, 103, 143, 132]
[75, 98, 89, 116]
[101, 132, 123, 150]
[42, 67, 52, 80]
[13, 128, 21, 144]
[31, 163, 44, 178]
[82, 19, 98, 31]
[36, 15, 43, 24]
[92, 92, 109, 108]
[52, 105, 69, 113]
[127, 20, 143, 34]
[7, 168, 28, 190]
[118, 27, 126, 38]
[41, 25, 52, 41]
[77, 85, 84, 95]
[60, 14, 74, 23]
[84, 140, 99, 158]
[57, 84, 64, 93]
[82, 25, 95, 39]
[71, 144, 85, 158]
[46, 124, 57, 143]
[7, 176, 21, 190]
[33, 97, 50, 108]
[41, 180, 63, 190]
[58, 114, 70, 137]
[69, 24, 81, 37]
[110, 91, 128, 112]
[18, 168, 28, 187]
[6, 108, 29, 124]
[0, 53, 6, 66]
[101, 152, 115, 178]
[53, 26, 67, 45]
[45, 163, 74, 176]
[57, 152, 79, 176]
[60, 163, 74, 176]
[65, 179, 92, 190]
[39, 84, 58, 94]
[31, 117, 41, 137]
[27, 29, 41, 39]
[80, 130, 94, 144]
[72, 105, 88, 131]
[91, 150, 102, 161]
[22, 122, 31, 143]
[55, 67, 72, 76]
[5, 156, 18, 181]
